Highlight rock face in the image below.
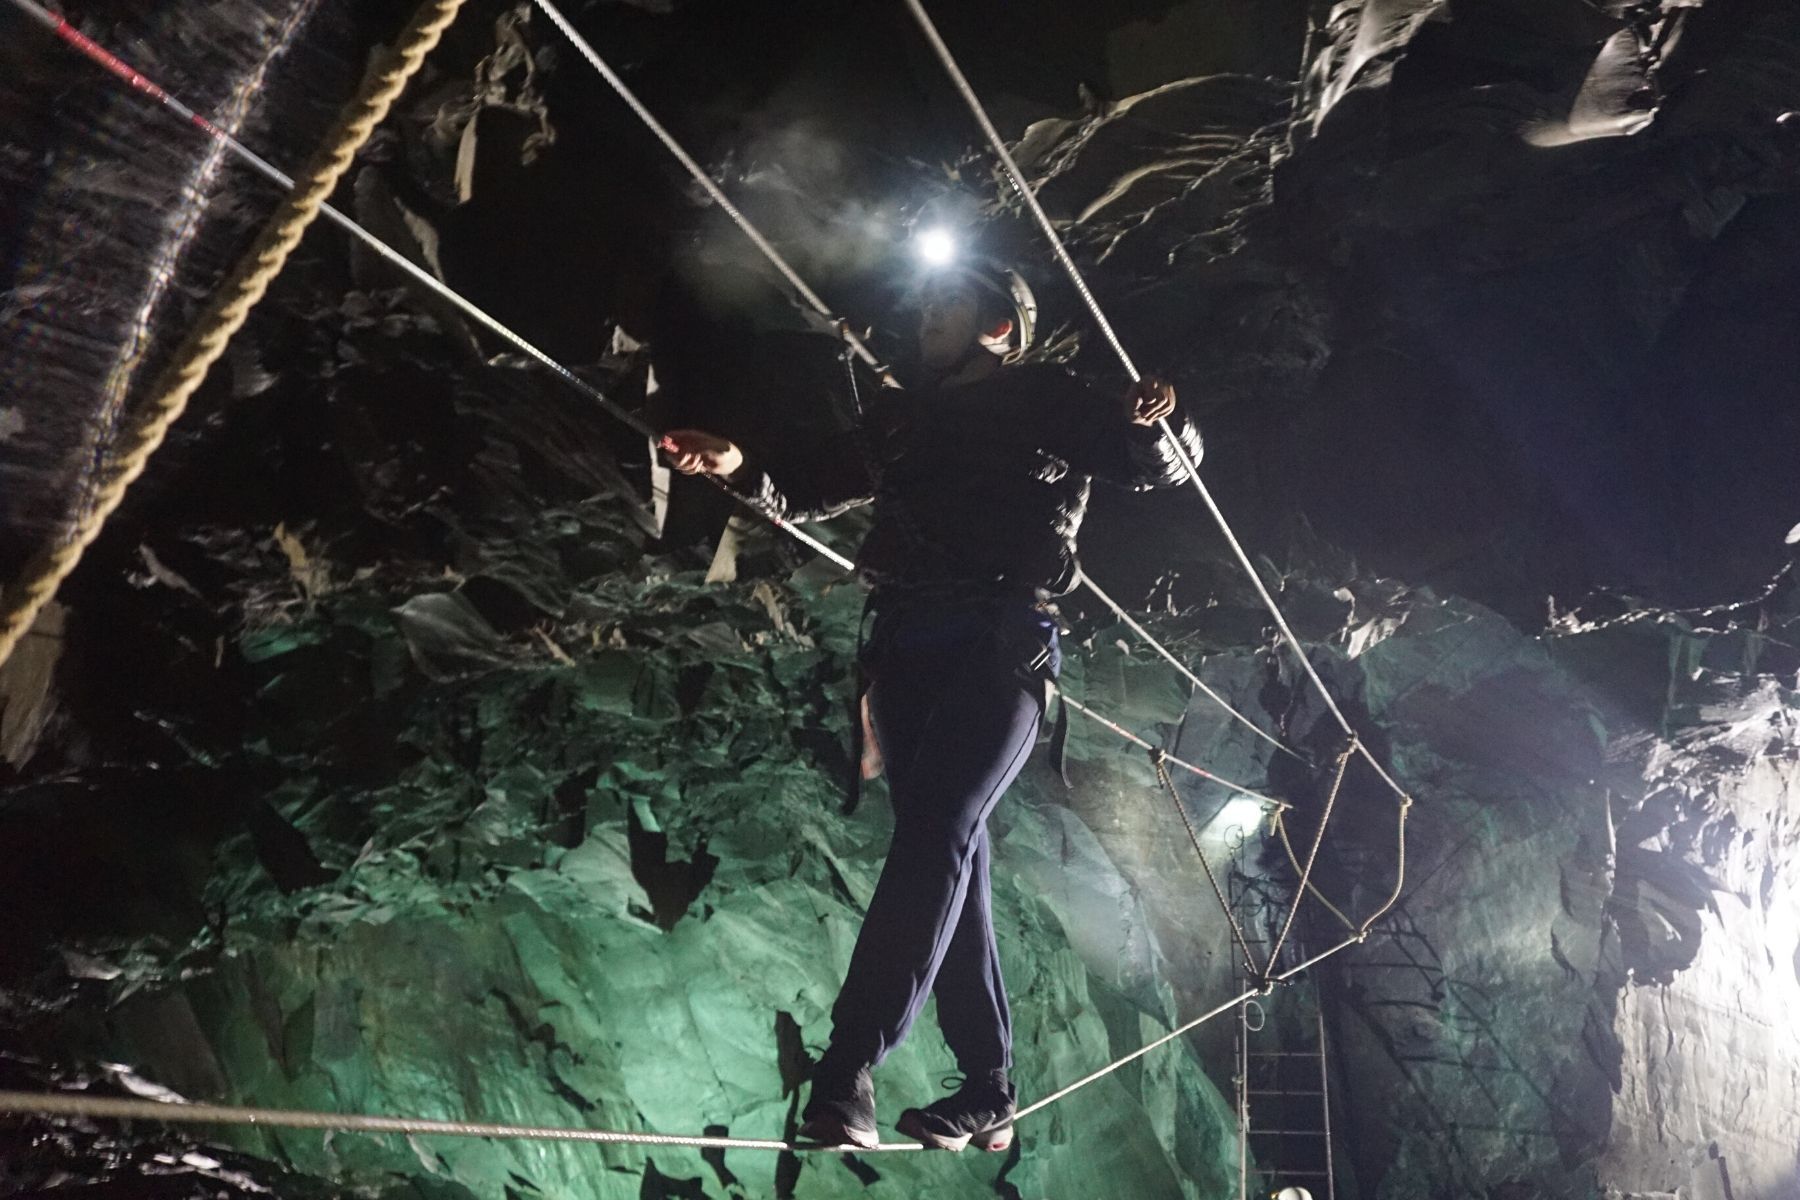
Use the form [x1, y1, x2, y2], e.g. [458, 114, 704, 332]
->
[1299, 585, 1800, 1199]
[4, 2, 1800, 1199]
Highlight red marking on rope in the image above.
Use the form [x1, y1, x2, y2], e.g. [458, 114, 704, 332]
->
[50, 17, 171, 103]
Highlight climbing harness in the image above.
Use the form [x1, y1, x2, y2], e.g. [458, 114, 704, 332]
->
[0, 0, 1421, 1159]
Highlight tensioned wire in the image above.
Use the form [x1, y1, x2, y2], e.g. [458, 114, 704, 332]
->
[525, 0, 1302, 770]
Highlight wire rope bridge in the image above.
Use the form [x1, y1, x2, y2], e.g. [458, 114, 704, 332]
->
[0, 0, 1415, 1160]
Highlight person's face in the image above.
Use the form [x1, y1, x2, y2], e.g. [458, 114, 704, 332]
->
[917, 279, 984, 370]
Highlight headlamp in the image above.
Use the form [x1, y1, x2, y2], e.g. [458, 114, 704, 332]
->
[914, 226, 958, 268]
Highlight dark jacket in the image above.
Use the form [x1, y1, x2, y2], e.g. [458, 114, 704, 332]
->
[737, 363, 1204, 596]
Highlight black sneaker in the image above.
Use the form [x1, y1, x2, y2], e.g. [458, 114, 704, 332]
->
[797, 1059, 879, 1149]
[895, 1070, 1016, 1152]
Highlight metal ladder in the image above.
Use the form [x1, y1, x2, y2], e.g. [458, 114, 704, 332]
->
[1228, 833, 1338, 1200]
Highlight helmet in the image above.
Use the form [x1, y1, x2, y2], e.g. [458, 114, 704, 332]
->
[906, 225, 1039, 361]
[918, 256, 1039, 361]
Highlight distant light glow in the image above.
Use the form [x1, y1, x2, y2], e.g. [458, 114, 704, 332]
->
[916, 226, 958, 267]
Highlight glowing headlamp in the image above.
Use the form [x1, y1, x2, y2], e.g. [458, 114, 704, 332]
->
[914, 226, 958, 267]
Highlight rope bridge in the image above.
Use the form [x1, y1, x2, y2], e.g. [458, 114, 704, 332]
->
[0, 0, 1416, 1157]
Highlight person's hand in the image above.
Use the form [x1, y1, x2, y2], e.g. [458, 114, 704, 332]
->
[1124, 377, 1176, 427]
[659, 430, 744, 477]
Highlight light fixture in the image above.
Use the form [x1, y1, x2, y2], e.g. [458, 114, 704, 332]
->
[915, 226, 958, 267]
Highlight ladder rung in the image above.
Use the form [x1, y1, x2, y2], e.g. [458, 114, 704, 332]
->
[1248, 1089, 1324, 1096]
[1247, 1052, 1320, 1057]
[1258, 1169, 1332, 1177]
[1249, 1128, 1329, 1136]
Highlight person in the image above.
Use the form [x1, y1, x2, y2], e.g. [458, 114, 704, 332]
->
[661, 259, 1204, 1152]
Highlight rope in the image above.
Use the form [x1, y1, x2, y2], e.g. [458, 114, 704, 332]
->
[0, 792, 1416, 1152]
[1264, 737, 1355, 968]
[896, 0, 1140, 382]
[1271, 809, 1357, 932]
[0, 944, 1361, 1149]
[1076, 567, 1299, 761]
[1057, 693, 1287, 810]
[528, 0, 891, 385]
[0, 0, 855, 678]
[0, 0, 473, 672]
[0, 1090, 922, 1153]
[1011, 922, 1371, 1124]
[897, 0, 1418, 811]
[1152, 748, 1263, 979]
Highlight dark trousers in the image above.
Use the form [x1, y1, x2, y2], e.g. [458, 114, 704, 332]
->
[825, 599, 1058, 1075]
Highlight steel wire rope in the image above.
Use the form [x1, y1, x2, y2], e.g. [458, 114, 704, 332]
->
[1076, 567, 1300, 761]
[528, 0, 1290, 775]
[1264, 737, 1356, 969]
[527, 0, 890, 381]
[1058, 693, 1285, 809]
[1152, 749, 1263, 978]
[898, 0, 1416, 810]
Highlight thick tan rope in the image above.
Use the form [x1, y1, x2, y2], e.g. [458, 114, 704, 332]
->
[0, 0, 471, 672]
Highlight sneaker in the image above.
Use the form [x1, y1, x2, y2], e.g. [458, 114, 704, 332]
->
[895, 1070, 1016, 1152]
[797, 1058, 879, 1149]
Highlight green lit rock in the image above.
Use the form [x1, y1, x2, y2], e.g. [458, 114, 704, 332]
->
[97, 556, 1247, 1199]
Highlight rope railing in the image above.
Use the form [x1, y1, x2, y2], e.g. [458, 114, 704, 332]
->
[528, 0, 890, 384]
[1152, 749, 1264, 979]
[8, 3, 1298, 813]
[1058, 693, 1287, 810]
